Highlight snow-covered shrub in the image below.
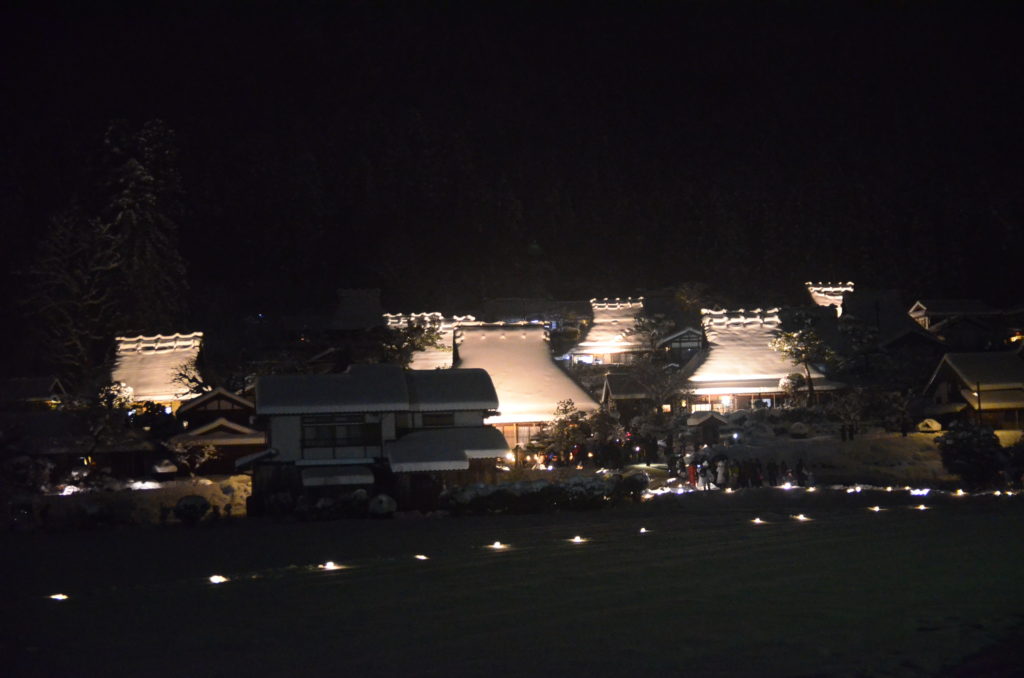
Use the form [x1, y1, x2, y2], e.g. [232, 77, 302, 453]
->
[917, 418, 942, 433]
[789, 422, 810, 439]
[1, 455, 55, 493]
[368, 493, 397, 518]
[934, 422, 1005, 488]
[173, 494, 211, 525]
[443, 476, 621, 514]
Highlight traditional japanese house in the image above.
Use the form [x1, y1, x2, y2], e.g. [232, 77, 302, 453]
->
[456, 323, 599, 447]
[566, 297, 648, 365]
[922, 350, 1024, 429]
[170, 387, 266, 474]
[110, 332, 203, 411]
[806, 281, 855, 315]
[686, 308, 840, 412]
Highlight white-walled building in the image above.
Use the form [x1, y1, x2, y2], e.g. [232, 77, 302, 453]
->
[255, 364, 508, 488]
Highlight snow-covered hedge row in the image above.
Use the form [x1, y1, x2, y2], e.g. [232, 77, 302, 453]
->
[6, 476, 251, 530]
[442, 472, 649, 515]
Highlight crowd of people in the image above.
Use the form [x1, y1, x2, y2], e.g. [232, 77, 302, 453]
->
[674, 453, 812, 491]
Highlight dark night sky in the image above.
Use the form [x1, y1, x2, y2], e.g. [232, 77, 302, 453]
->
[2, 0, 1023, 371]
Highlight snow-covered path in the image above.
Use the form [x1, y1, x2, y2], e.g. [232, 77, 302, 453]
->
[5, 488, 1024, 677]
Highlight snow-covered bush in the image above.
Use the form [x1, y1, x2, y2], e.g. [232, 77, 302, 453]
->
[442, 473, 640, 515]
[368, 493, 397, 518]
[173, 494, 211, 525]
[934, 422, 1005, 488]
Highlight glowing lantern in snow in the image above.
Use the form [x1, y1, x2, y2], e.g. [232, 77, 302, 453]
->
[488, 541, 508, 550]
[49, 593, 69, 601]
[208, 575, 229, 584]
[752, 518, 765, 525]
[569, 535, 587, 544]
[639, 527, 648, 533]
[915, 504, 929, 511]
[414, 555, 429, 560]
[868, 506, 882, 512]
[793, 514, 811, 522]
[319, 561, 342, 571]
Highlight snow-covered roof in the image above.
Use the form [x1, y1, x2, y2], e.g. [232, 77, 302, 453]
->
[385, 426, 508, 472]
[175, 386, 254, 415]
[568, 297, 646, 355]
[169, 417, 266, 446]
[602, 373, 648, 401]
[256, 364, 500, 415]
[406, 369, 499, 412]
[958, 389, 1024, 411]
[257, 364, 410, 414]
[456, 324, 599, 423]
[909, 299, 999, 318]
[111, 333, 203, 403]
[383, 312, 472, 370]
[656, 327, 703, 348]
[806, 281, 854, 313]
[688, 309, 830, 392]
[687, 411, 729, 426]
[933, 352, 1024, 391]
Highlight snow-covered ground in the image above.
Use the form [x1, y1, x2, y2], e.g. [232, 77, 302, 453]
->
[5, 486, 1024, 677]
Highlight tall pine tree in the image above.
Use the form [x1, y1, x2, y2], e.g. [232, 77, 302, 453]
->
[29, 120, 190, 391]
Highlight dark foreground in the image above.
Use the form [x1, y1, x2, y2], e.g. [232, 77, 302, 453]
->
[4, 488, 1024, 677]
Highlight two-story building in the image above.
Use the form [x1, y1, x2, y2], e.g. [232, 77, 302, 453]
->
[253, 364, 508, 506]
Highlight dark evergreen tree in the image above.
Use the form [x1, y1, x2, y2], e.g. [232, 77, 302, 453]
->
[100, 120, 188, 334]
[29, 210, 123, 391]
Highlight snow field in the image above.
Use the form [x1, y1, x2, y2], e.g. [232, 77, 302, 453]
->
[6, 488, 1024, 677]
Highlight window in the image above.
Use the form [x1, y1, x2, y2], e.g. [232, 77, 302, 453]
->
[692, 403, 712, 412]
[421, 413, 455, 427]
[301, 414, 381, 447]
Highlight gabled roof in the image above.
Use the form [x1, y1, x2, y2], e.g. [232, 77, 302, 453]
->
[257, 364, 410, 414]
[405, 369, 499, 412]
[909, 299, 998, 318]
[169, 417, 266, 446]
[256, 364, 500, 415]
[840, 289, 940, 348]
[805, 281, 855, 311]
[456, 324, 598, 423]
[111, 333, 203, 403]
[385, 426, 509, 472]
[656, 327, 703, 348]
[176, 386, 254, 415]
[568, 297, 646, 355]
[928, 351, 1024, 392]
[602, 373, 648, 401]
[688, 309, 838, 394]
[687, 411, 729, 426]
[0, 376, 67, 402]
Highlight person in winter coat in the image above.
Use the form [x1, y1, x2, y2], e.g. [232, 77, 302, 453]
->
[795, 458, 807, 487]
[716, 459, 728, 487]
[766, 459, 779, 486]
[687, 462, 698, 487]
